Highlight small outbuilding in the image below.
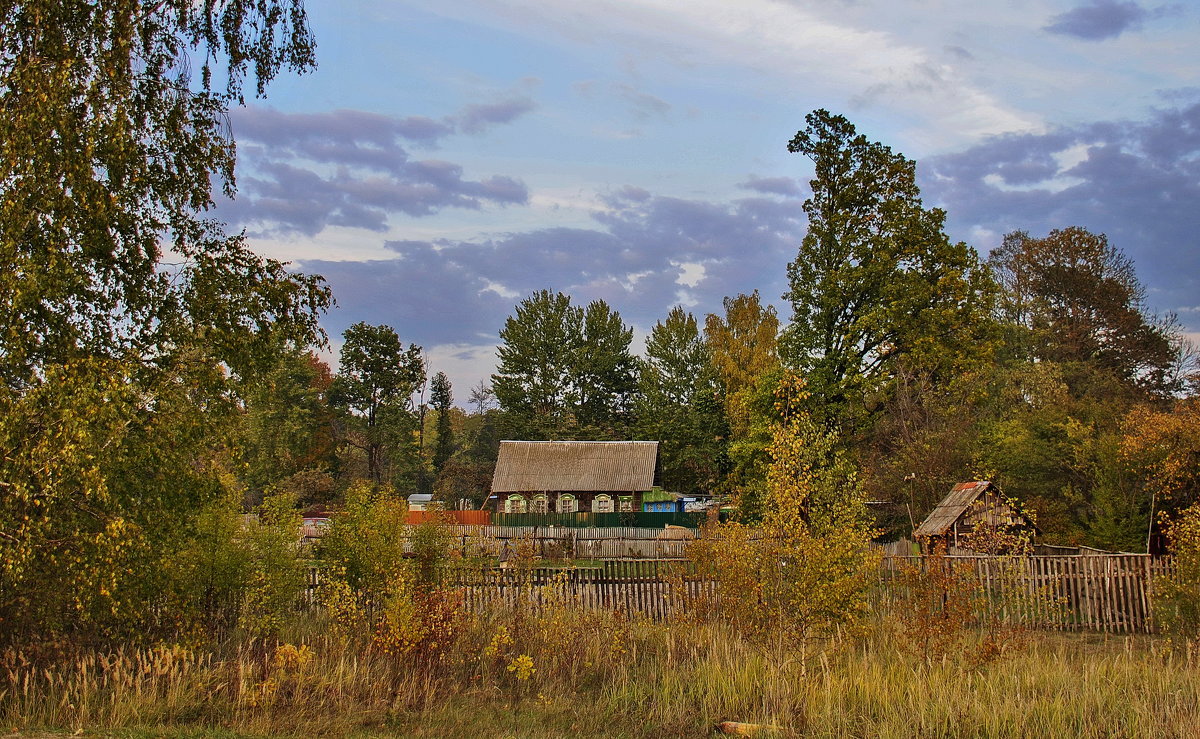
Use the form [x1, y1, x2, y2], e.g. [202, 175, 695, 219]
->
[407, 493, 434, 512]
[913, 481, 1035, 553]
[491, 440, 658, 514]
[641, 487, 684, 513]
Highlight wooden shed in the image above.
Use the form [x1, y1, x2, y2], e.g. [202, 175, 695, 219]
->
[912, 481, 1035, 553]
[490, 440, 658, 514]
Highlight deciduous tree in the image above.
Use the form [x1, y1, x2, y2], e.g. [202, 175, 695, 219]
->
[780, 110, 993, 434]
[0, 0, 329, 645]
[989, 228, 1182, 398]
[637, 307, 726, 495]
[331, 323, 425, 485]
[705, 291, 780, 517]
[0, 0, 328, 385]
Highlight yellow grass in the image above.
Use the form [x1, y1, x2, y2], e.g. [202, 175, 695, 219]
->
[3, 608, 1198, 738]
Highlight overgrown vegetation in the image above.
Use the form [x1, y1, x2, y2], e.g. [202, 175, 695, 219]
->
[4, 615, 1198, 738]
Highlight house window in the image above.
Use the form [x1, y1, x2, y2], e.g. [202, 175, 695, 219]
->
[556, 494, 577, 514]
[619, 496, 634, 512]
[532, 494, 549, 514]
[505, 494, 527, 514]
[592, 494, 614, 513]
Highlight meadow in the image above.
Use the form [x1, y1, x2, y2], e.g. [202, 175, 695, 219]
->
[4, 602, 1198, 739]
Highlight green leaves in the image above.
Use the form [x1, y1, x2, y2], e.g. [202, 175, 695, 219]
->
[492, 290, 637, 439]
[781, 110, 995, 434]
[0, 0, 327, 385]
[330, 322, 425, 484]
[0, 0, 329, 644]
[636, 307, 726, 495]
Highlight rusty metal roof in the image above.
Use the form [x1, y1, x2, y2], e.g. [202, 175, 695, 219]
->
[491, 440, 658, 493]
[912, 481, 994, 538]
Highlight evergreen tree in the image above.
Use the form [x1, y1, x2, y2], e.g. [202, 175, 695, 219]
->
[492, 290, 637, 439]
[493, 290, 584, 438]
[430, 371, 456, 479]
[576, 300, 638, 434]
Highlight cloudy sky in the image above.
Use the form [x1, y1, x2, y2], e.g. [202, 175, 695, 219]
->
[213, 0, 1200, 398]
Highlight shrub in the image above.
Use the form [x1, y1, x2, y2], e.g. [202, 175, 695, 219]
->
[1156, 502, 1200, 658]
[688, 373, 877, 657]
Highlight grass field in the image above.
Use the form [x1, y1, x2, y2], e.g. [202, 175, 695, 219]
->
[4, 612, 1198, 739]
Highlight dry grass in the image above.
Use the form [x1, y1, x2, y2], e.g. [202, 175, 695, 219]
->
[3, 607, 1198, 738]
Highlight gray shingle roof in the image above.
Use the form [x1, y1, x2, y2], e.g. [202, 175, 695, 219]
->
[490, 440, 658, 493]
[913, 481, 994, 538]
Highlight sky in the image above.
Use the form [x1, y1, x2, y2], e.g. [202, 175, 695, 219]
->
[211, 0, 1200, 401]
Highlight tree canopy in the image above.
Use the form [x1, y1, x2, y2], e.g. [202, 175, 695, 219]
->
[0, 0, 328, 385]
[330, 322, 425, 484]
[780, 109, 993, 433]
[492, 290, 637, 439]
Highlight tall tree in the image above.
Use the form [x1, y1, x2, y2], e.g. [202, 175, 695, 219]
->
[0, 0, 329, 643]
[330, 323, 425, 485]
[705, 291, 780, 518]
[430, 371, 455, 479]
[637, 307, 726, 495]
[493, 290, 584, 437]
[492, 290, 637, 439]
[705, 291, 780, 439]
[576, 299, 638, 434]
[780, 110, 993, 434]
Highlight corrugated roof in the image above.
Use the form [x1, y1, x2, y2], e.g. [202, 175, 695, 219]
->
[913, 481, 993, 538]
[491, 440, 658, 493]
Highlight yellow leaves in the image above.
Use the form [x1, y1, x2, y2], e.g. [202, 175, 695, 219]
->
[272, 643, 313, 673]
[1121, 399, 1200, 502]
[484, 626, 514, 658]
[506, 654, 536, 681]
[1156, 502, 1200, 650]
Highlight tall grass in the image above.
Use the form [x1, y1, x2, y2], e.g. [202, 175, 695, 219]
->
[3, 608, 1197, 738]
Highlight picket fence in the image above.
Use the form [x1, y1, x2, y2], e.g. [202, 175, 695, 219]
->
[304, 554, 1173, 634]
[878, 554, 1171, 634]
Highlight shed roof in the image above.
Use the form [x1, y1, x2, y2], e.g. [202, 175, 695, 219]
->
[913, 481, 994, 538]
[491, 440, 658, 493]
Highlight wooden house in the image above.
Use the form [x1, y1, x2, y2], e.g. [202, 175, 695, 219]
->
[912, 481, 1035, 553]
[490, 440, 658, 514]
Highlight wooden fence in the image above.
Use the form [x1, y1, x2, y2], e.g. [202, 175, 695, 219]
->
[305, 554, 1174, 634]
[455, 560, 702, 620]
[445, 526, 697, 559]
[878, 554, 1171, 634]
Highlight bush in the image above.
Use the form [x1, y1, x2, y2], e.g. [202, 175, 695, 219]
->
[1156, 502, 1200, 657]
[688, 373, 877, 656]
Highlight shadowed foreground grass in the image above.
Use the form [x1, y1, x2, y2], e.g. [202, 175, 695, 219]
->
[3, 615, 1198, 739]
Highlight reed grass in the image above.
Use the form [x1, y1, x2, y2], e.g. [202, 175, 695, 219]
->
[3, 610, 1197, 738]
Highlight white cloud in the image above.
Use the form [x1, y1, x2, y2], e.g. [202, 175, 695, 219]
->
[673, 261, 707, 288]
[412, 0, 1041, 148]
[480, 280, 521, 299]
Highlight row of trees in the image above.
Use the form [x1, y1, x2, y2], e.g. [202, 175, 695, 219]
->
[283, 113, 1194, 550]
[478, 111, 1196, 549]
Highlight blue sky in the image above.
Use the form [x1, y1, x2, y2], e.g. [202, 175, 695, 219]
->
[212, 0, 1200, 398]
